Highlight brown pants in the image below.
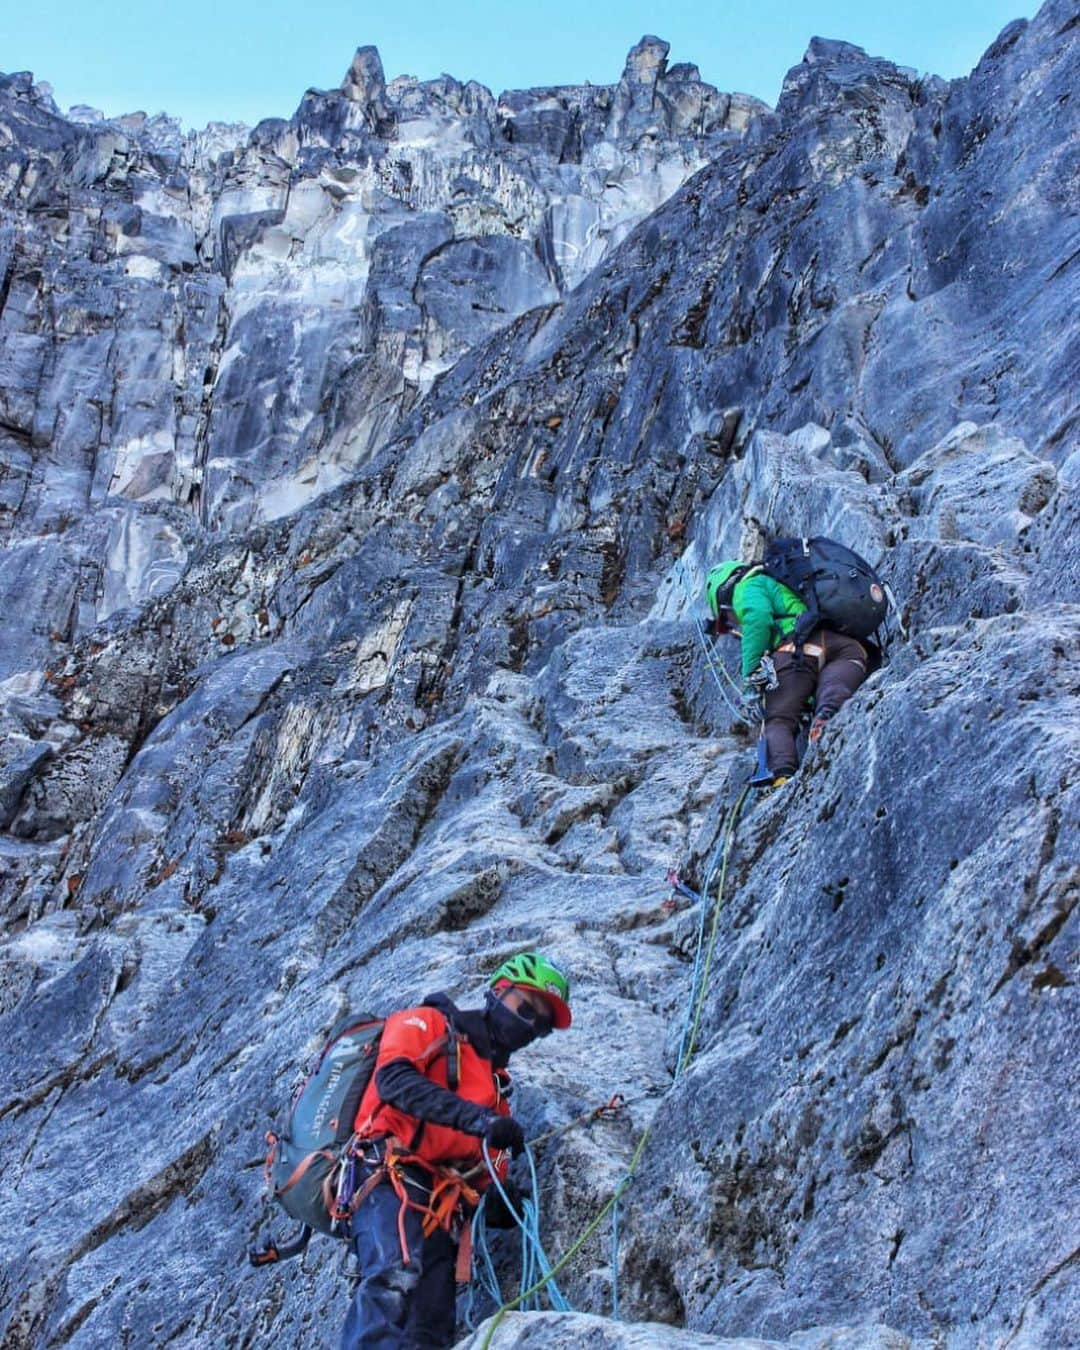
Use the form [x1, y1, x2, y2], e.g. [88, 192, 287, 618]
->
[763, 629, 867, 776]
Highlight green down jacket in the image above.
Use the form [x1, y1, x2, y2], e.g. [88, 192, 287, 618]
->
[730, 571, 808, 678]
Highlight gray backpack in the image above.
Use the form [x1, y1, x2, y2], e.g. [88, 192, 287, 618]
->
[762, 536, 893, 646]
[249, 1010, 459, 1265]
[250, 1013, 384, 1264]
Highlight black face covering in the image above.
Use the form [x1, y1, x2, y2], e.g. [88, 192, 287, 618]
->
[484, 989, 545, 1062]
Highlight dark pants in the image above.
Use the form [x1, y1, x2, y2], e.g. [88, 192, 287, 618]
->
[764, 629, 867, 776]
[341, 1172, 457, 1350]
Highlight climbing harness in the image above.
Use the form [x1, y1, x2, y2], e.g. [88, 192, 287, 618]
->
[478, 786, 751, 1348]
[349, 1140, 483, 1267]
[775, 639, 825, 662]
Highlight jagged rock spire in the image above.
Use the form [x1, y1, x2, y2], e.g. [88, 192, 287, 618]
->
[621, 35, 670, 89]
[341, 44, 395, 131]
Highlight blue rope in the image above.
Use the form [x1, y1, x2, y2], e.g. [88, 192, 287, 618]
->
[464, 1196, 502, 1330]
[673, 561, 753, 727]
[467, 1142, 573, 1329]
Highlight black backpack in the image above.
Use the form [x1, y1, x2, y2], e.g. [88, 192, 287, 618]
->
[762, 536, 892, 648]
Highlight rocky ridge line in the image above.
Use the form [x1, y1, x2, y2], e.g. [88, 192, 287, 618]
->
[0, 4, 1077, 1347]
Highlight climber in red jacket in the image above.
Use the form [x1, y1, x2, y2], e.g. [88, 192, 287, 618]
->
[340, 951, 572, 1350]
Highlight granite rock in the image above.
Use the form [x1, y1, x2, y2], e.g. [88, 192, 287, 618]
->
[0, 5, 1077, 1349]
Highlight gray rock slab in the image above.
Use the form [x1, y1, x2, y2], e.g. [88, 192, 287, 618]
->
[458, 1310, 911, 1348]
[0, 7, 1078, 1348]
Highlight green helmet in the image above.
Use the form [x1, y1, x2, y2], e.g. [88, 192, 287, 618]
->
[489, 951, 572, 1028]
[706, 561, 747, 616]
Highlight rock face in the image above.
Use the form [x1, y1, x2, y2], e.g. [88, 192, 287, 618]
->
[0, 40, 764, 683]
[0, 4, 1077, 1349]
[460, 1310, 912, 1348]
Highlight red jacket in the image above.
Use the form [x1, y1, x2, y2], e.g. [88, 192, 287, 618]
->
[354, 1004, 511, 1175]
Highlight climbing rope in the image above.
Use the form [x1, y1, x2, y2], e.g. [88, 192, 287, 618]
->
[672, 836, 725, 1077]
[478, 1121, 655, 1349]
[610, 1190, 621, 1320]
[525, 1093, 632, 1153]
[468, 1092, 650, 1327]
[465, 1142, 573, 1332]
[677, 785, 750, 1079]
[673, 560, 754, 727]
[477, 785, 751, 1348]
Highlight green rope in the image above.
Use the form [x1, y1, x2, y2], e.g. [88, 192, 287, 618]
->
[478, 1121, 655, 1349]
[677, 785, 750, 1077]
[479, 785, 750, 1348]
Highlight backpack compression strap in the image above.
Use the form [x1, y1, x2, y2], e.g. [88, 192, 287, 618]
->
[248, 1223, 312, 1266]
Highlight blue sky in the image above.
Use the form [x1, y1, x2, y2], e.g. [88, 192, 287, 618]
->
[5, 0, 1039, 129]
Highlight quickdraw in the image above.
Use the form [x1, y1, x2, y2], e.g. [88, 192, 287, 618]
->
[590, 1093, 626, 1123]
[666, 867, 703, 907]
[324, 1144, 362, 1231]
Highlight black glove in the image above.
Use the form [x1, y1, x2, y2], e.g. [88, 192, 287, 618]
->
[481, 1114, 526, 1157]
[484, 1178, 532, 1229]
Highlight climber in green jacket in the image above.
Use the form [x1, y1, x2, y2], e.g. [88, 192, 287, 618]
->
[706, 561, 869, 786]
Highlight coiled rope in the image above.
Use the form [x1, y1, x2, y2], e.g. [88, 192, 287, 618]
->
[464, 1142, 572, 1331]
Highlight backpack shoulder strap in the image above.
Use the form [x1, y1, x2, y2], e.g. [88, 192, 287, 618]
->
[444, 1022, 461, 1092]
[413, 1012, 461, 1091]
[726, 564, 763, 606]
